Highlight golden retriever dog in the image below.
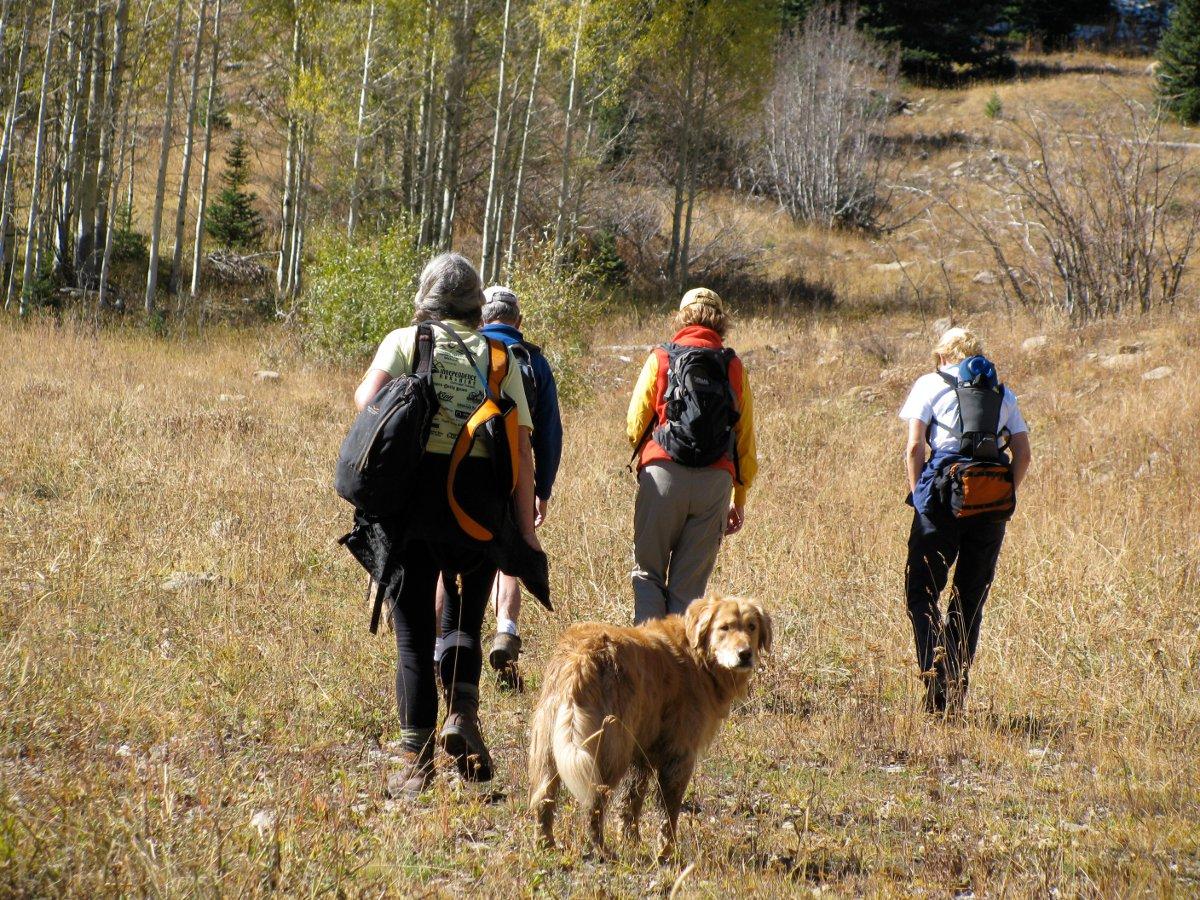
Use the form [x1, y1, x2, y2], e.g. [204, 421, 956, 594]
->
[527, 594, 771, 858]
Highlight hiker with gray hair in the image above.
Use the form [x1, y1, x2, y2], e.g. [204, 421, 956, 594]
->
[435, 284, 563, 688]
[352, 253, 542, 799]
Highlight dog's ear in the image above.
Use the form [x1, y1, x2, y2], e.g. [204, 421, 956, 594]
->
[742, 597, 772, 654]
[685, 596, 719, 652]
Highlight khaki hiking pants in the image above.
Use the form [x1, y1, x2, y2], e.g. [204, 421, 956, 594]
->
[631, 459, 731, 623]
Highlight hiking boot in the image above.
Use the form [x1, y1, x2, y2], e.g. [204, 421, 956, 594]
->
[488, 632, 523, 692]
[440, 683, 494, 782]
[922, 669, 948, 716]
[385, 743, 435, 799]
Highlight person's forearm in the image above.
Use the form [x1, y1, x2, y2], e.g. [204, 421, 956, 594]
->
[905, 446, 925, 494]
[517, 429, 537, 537]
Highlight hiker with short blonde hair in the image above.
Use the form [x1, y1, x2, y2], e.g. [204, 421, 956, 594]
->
[900, 326, 1032, 715]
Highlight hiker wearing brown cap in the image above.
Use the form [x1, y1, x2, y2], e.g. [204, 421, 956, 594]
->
[626, 288, 758, 622]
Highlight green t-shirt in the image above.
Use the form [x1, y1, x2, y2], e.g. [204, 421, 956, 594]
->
[369, 320, 533, 456]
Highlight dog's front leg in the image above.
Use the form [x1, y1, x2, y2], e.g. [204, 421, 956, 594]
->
[655, 754, 696, 862]
[618, 762, 652, 844]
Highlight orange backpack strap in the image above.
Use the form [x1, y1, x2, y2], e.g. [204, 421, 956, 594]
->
[446, 339, 519, 541]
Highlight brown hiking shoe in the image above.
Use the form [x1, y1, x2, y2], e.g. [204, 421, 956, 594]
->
[385, 744, 435, 799]
[488, 632, 523, 691]
[440, 684, 494, 782]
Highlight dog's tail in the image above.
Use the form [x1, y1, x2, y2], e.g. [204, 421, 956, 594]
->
[550, 699, 605, 805]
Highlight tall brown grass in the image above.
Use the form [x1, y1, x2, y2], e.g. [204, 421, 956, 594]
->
[1, 304, 1197, 896]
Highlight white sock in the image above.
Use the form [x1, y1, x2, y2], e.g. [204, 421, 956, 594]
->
[433, 637, 445, 662]
[496, 618, 519, 637]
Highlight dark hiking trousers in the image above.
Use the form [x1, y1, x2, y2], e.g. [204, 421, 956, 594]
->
[904, 510, 1006, 690]
[391, 538, 496, 731]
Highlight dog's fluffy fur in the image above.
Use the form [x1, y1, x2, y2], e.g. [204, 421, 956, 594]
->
[528, 594, 772, 856]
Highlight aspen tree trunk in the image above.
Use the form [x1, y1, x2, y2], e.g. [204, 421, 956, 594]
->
[92, 0, 130, 288]
[416, 0, 438, 245]
[0, 1, 34, 310]
[276, 12, 301, 294]
[18, 0, 61, 316]
[0, 0, 13, 74]
[169, 0, 208, 294]
[679, 65, 710, 287]
[144, 0, 186, 314]
[553, 0, 586, 254]
[99, 49, 137, 310]
[479, 0, 511, 280]
[190, 0, 222, 298]
[489, 68, 519, 278]
[666, 7, 699, 288]
[347, 0, 375, 239]
[76, 0, 109, 287]
[506, 40, 539, 273]
[56, 6, 91, 282]
[437, 0, 472, 249]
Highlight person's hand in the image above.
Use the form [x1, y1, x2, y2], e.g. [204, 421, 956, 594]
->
[725, 504, 745, 536]
[534, 496, 549, 528]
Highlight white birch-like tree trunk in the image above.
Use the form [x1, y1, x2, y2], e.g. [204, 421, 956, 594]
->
[347, 0, 375, 239]
[92, 0, 130, 297]
[0, 1, 34, 310]
[18, 0, 61, 315]
[553, 0, 586, 254]
[144, 0, 187, 314]
[169, 0, 208, 294]
[277, 12, 301, 294]
[190, 0, 223, 298]
[505, 40, 539, 273]
[479, 0, 511, 281]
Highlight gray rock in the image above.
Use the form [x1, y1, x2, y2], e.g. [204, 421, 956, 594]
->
[1022, 335, 1048, 351]
[973, 270, 998, 285]
[1142, 366, 1173, 381]
[253, 370, 280, 382]
[1099, 354, 1139, 370]
[871, 260, 912, 272]
[161, 572, 228, 591]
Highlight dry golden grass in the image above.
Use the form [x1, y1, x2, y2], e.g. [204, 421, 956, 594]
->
[2, 303, 1198, 896]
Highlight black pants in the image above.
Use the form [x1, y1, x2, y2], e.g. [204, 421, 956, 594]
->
[904, 510, 1006, 689]
[390, 538, 497, 731]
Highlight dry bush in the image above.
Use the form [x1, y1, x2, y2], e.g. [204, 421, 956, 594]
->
[756, 4, 899, 229]
[946, 99, 1200, 322]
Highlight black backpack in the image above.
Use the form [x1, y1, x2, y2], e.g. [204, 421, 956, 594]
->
[333, 324, 436, 518]
[652, 343, 740, 469]
[930, 364, 1016, 521]
[508, 340, 539, 411]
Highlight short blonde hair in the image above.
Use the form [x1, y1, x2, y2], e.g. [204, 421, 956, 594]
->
[675, 301, 730, 337]
[932, 326, 983, 365]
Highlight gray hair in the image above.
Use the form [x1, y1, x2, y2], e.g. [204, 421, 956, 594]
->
[481, 285, 521, 325]
[412, 252, 484, 328]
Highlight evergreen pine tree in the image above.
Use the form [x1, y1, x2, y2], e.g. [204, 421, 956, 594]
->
[1158, 0, 1200, 124]
[205, 132, 264, 250]
[861, 0, 1007, 81]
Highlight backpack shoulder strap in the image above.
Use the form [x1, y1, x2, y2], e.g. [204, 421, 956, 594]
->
[485, 337, 509, 399]
[426, 320, 494, 400]
[414, 323, 434, 376]
[927, 370, 962, 446]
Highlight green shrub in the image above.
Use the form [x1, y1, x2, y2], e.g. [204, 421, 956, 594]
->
[301, 222, 423, 362]
[110, 203, 149, 265]
[984, 91, 1003, 119]
[503, 245, 605, 404]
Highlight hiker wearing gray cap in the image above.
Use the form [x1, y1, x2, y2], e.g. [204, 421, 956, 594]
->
[436, 284, 563, 689]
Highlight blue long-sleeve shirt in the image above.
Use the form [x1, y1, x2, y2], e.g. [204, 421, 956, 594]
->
[480, 323, 564, 501]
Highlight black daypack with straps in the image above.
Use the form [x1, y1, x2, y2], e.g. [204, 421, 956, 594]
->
[508, 340, 539, 411]
[929, 363, 1016, 521]
[333, 324, 437, 518]
[653, 343, 740, 469]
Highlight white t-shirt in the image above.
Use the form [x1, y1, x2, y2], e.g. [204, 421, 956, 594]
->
[899, 365, 1028, 454]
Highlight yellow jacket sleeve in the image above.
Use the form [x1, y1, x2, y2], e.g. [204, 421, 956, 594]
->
[733, 366, 757, 507]
[626, 353, 659, 448]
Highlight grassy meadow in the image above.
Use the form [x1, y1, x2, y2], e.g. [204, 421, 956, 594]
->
[1, 305, 1198, 897]
[3, 51, 1200, 899]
